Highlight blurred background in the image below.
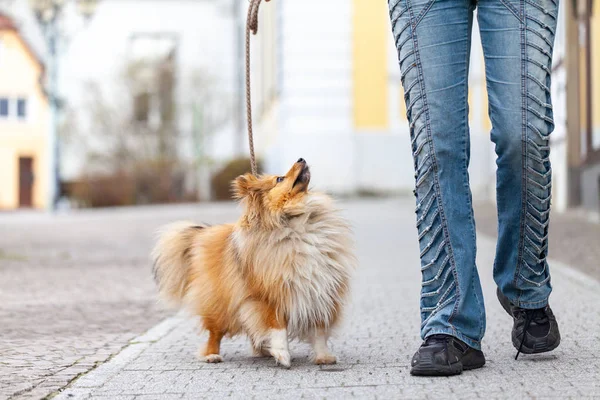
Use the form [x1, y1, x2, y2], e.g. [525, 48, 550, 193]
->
[0, 1, 599, 399]
[0, 0, 597, 216]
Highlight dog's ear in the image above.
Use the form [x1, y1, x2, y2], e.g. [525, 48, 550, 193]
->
[232, 173, 259, 199]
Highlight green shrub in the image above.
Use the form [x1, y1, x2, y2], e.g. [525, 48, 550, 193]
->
[211, 158, 262, 201]
[70, 172, 136, 208]
[69, 160, 197, 208]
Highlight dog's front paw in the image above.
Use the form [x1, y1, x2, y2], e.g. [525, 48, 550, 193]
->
[270, 349, 291, 368]
[314, 353, 337, 365]
[202, 354, 223, 363]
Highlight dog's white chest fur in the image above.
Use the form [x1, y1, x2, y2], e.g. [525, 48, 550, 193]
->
[234, 194, 355, 338]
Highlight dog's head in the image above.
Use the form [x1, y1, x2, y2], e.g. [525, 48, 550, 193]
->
[232, 158, 311, 227]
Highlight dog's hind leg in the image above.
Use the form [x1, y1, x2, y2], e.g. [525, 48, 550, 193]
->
[311, 327, 336, 365]
[199, 329, 224, 363]
[250, 338, 270, 357]
[240, 300, 291, 368]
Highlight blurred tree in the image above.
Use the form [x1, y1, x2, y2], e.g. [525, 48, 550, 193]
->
[186, 69, 231, 201]
[62, 57, 230, 206]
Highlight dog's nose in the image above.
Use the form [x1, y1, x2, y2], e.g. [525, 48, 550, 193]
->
[297, 158, 305, 163]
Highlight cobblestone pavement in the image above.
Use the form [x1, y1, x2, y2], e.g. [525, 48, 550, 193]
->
[51, 198, 599, 399]
[0, 204, 242, 400]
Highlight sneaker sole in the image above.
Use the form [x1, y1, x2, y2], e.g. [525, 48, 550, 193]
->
[410, 359, 485, 376]
[496, 288, 561, 355]
[410, 362, 463, 376]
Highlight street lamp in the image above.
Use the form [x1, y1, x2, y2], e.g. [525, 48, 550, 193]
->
[28, 0, 99, 211]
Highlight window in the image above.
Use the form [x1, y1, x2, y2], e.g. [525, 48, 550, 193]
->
[0, 98, 8, 117]
[17, 98, 27, 119]
[133, 92, 151, 123]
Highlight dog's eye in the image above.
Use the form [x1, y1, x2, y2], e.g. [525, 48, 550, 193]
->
[276, 176, 284, 183]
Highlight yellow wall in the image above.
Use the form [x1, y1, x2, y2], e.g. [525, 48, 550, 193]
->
[482, 82, 491, 131]
[0, 140, 47, 209]
[0, 30, 49, 209]
[591, 13, 600, 132]
[399, 86, 406, 120]
[353, 0, 389, 130]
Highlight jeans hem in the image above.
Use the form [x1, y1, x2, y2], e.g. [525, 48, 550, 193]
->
[508, 295, 549, 309]
[423, 328, 482, 351]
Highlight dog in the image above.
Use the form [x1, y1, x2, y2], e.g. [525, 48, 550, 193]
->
[151, 158, 355, 368]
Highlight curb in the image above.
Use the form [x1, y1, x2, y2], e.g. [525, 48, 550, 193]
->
[53, 314, 185, 399]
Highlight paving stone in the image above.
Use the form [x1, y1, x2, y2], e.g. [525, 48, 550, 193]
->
[0, 204, 239, 399]
[3, 200, 600, 399]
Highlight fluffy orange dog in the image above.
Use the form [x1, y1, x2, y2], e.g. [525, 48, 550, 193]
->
[152, 159, 355, 368]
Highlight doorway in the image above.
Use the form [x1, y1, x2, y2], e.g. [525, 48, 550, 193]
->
[18, 157, 34, 207]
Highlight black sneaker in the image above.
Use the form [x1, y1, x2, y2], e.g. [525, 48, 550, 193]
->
[497, 288, 561, 359]
[410, 334, 486, 376]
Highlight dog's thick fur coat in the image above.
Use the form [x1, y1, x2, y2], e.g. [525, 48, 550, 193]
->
[152, 160, 355, 367]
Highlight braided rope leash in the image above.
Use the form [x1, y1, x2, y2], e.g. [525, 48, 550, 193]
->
[246, 0, 270, 176]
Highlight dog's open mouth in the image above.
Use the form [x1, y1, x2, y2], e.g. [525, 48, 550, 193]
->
[293, 165, 311, 188]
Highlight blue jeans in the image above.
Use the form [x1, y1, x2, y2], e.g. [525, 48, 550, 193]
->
[388, 0, 558, 350]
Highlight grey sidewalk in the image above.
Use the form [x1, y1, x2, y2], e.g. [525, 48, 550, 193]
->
[0, 204, 239, 400]
[55, 199, 600, 399]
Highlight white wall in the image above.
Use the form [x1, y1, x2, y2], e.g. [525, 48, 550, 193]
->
[549, 0, 568, 213]
[263, 1, 494, 196]
[261, 0, 356, 193]
[58, 0, 239, 180]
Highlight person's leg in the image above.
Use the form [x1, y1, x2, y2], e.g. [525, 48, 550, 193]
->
[389, 0, 486, 370]
[478, 0, 560, 355]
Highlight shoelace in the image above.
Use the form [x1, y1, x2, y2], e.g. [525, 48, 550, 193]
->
[515, 308, 548, 360]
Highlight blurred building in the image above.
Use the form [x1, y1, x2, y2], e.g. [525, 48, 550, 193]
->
[564, 0, 600, 216]
[58, 0, 242, 199]
[253, 0, 494, 196]
[0, 12, 49, 209]
[0, 0, 596, 213]
[253, 0, 599, 219]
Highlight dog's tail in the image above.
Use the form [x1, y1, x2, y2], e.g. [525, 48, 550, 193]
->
[151, 221, 207, 307]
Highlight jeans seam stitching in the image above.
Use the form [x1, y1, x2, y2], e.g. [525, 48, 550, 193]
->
[515, 0, 527, 305]
[520, 2, 556, 297]
[463, 6, 483, 338]
[499, 0, 524, 23]
[413, 0, 436, 29]
[406, 0, 461, 329]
